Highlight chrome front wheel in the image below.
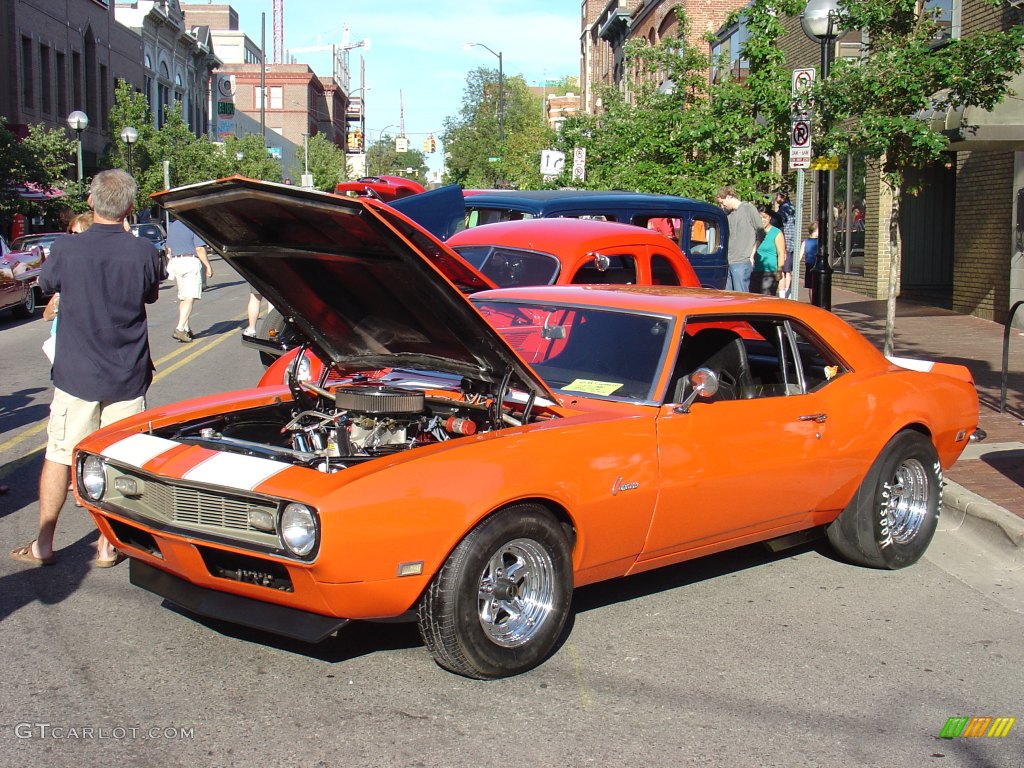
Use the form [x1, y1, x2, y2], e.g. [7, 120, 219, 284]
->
[418, 505, 573, 679]
[478, 538, 557, 648]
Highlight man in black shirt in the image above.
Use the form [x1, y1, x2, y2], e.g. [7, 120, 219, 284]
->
[10, 169, 163, 568]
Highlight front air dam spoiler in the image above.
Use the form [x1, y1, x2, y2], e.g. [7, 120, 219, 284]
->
[130, 559, 349, 643]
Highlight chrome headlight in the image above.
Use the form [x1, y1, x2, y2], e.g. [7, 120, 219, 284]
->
[81, 455, 107, 501]
[280, 503, 318, 557]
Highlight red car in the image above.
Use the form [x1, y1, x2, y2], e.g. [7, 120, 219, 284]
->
[255, 218, 702, 376]
[446, 218, 699, 288]
[335, 175, 425, 202]
[0, 234, 46, 319]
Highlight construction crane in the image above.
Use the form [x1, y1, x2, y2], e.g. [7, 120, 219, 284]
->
[273, 0, 283, 64]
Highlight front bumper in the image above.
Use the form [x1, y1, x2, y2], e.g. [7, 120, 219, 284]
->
[130, 559, 348, 642]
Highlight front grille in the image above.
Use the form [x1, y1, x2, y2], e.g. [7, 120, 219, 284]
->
[103, 464, 281, 549]
[142, 481, 265, 531]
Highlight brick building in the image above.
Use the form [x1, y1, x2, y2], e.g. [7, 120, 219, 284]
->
[1, 0, 144, 174]
[114, 0, 218, 139]
[580, 0, 748, 109]
[182, 2, 353, 181]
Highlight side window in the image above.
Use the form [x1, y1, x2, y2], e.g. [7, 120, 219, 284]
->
[650, 254, 681, 286]
[465, 208, 533, 228]
[642, 217, 681, 244]
[570, 253, 637, 285]
[672, 316, 846, 402]
[688, 218, 720, 255]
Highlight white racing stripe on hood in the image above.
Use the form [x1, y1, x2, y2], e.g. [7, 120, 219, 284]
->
[101, 434, 180, 468]
[183, 452, 290, 491]
[886, 355, 935, 373]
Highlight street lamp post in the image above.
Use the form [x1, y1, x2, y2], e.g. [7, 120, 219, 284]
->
[66, 110, 89, 199]
[370, 124, 396, 176]
[801, 0, 841, 311]
[120, 125, 139, 176]
[465, 42, 504, 143]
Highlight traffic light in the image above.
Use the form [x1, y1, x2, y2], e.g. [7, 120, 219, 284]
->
[423, 138, 431, 152]
[428, 135, 437, 153]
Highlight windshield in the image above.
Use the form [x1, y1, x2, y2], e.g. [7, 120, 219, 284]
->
[452, 245, 560, 288]
[473, 299, 672, 402]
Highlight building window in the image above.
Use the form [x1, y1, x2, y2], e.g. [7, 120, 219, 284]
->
[926, 0, 959, 44]
[710, 19, 748, 85]
[158, 61, 170, 126]
[72, 51, 83, 110]
[829, 152, 868, 276]
[21, 36, 34, 109]
[100, 65, 108, 129]
[256, 86, 284, 110]
[40, 44, 51, 115]
[56, 52, 67, 116]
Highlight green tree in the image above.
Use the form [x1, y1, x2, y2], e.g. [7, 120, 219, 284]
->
[291, 132, 348, 191]
[822, 0, 1024, 353]
[364, 133, 428, 182]
[106, 79, 158, 212]
[554, 4, 795, 201]
[0, 115, 81, 228]
[442, 69, 554, 188]
[221, 133, 282, 182]
[20, 122, 80, 217]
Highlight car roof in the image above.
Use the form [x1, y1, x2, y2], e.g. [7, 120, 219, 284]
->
[464, 189, 721, 216]
[448, 217, 679, 250]
[471, 285, 884, 368]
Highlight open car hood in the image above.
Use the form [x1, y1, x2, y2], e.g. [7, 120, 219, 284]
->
[155, 177, 555, 401]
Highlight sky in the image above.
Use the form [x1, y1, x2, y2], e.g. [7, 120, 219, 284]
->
[220, 1, 582, 177]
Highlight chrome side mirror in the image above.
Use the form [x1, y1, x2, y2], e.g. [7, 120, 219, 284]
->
[675, 368, 720, 413]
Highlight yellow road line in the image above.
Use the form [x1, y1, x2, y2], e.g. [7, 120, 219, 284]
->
[0, 315, 245, 471]
[567, 644, 593, 711]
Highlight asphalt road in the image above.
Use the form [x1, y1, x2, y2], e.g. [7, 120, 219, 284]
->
[0, 261, 1021, 768]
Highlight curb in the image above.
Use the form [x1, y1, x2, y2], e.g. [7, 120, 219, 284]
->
[940, 479, 1024, 564]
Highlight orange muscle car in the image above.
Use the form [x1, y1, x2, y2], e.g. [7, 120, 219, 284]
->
[74, 178, 983, 679]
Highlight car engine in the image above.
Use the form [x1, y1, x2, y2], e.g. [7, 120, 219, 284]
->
[159, 383, 524, 473]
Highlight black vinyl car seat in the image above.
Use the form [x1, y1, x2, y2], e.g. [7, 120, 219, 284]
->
[672, 328, 754, 402]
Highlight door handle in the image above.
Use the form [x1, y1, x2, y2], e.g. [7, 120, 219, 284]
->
[798, 413, 827, 423]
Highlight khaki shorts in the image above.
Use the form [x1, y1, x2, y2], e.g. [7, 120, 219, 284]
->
[167, 255, 203, 300]
[45, 388, 146, 465]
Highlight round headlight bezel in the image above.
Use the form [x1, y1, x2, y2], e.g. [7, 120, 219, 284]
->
[280, 502, 319, 558]
[81, 454, 107, 501]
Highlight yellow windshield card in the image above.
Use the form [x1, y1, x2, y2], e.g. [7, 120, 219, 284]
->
[563, 379, 624, 395]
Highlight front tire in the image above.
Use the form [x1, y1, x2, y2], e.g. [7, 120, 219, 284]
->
[826, 431, 941, 569]
[418, 505, 573, 679]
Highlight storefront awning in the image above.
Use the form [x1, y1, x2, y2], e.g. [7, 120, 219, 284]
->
[921, 69, 1024, 151]
[10, 182, 65, 200]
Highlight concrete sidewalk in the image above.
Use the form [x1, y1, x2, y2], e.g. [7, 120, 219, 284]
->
[829, 288, 1024, 557]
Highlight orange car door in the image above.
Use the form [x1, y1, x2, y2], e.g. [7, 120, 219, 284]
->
[638, 317, 843, 562]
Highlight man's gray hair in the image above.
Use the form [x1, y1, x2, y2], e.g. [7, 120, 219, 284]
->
[89, 169, 137, 220]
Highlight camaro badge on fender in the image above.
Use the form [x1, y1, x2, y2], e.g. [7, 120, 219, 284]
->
[611, 476, 639, 496]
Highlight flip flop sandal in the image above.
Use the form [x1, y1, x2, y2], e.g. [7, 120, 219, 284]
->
[10, 541, 56, 567]
[94, 551, 127, 569]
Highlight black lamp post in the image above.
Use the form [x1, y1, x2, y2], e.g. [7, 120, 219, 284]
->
[66, 110, 89, 199]
[120, 125, 138, 176]
[801, 0, 841, 310]
[465, 42, 504, 143]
